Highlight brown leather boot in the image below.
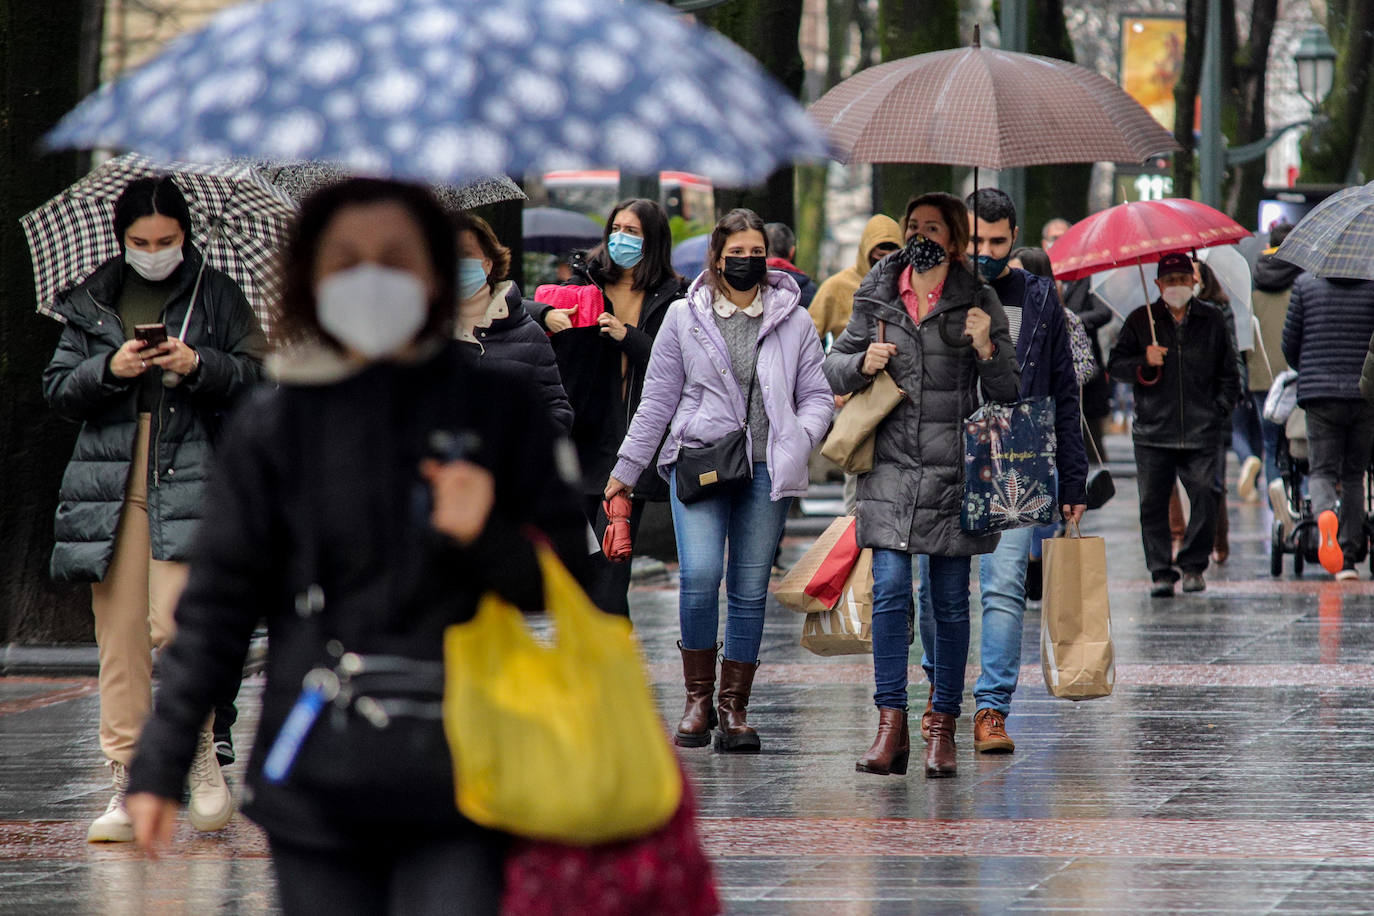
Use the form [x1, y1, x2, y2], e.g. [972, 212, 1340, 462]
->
[972, 708, 1015, 753]
[856, 707, 909, 775]
[920, 694, 934, 741]
[924, 712, 957, 777]
[675, 642, 719, 748]
[1212, 491, 1230, 564]
[714, 658, 761, 753]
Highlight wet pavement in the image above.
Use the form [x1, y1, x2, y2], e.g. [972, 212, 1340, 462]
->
[6, 436, 1374, 913]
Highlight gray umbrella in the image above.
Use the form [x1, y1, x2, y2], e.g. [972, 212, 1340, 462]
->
[256, 161, 526, 214]
[1276, 182, 1374, 279]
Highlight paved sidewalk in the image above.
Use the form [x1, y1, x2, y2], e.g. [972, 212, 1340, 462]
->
[5, 462, 1374, 913]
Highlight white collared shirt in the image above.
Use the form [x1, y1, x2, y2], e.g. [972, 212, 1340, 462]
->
[712, 290, 763, 319]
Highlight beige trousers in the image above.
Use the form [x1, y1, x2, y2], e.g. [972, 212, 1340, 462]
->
[91, 414, 190, 766]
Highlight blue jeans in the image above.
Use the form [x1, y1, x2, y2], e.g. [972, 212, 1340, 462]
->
[918, 528, 1034, 716]
[875, 550, 971, 716]
[670, 462, 792, 664]
[1254, 391, 1283, 488]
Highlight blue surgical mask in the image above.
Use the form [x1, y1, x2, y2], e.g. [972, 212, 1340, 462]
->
[457, 258, 488, 300]
[607, 231, 644, 269]
[976, 253, 1010, 282]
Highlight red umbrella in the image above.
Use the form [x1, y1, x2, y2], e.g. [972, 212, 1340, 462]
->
[1049, 198, 1249, 383]
[1048, 199, 1250, 282]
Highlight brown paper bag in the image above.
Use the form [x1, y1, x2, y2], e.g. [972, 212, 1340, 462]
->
[1040, 524, 1114, 700]
[819, 370, 904, 474]
[801, 548, 873, 656]
[775, 516, 859, 613]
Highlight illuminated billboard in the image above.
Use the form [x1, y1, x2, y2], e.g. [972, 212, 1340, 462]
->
[1120, 15, 1187, 134]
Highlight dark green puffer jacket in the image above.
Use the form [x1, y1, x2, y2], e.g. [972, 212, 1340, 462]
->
[42, 247, 267, 582]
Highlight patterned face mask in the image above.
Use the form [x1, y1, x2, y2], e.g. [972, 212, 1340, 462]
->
[905, 233, 947, 274]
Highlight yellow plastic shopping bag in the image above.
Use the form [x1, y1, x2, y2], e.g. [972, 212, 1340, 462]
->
[442, 546, 682, 844]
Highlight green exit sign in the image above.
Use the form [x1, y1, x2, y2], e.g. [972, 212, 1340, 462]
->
[1117, 172, 1175, 203]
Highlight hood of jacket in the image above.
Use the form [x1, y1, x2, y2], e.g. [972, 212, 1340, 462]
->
[456, 280, 526, 342]
[854, 215, 903, 274]
[683, 268, 803, 335]
[51, 244, 209, 327]
[1254, 251, 1302, 292]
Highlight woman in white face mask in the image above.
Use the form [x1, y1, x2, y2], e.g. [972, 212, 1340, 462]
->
[42, 176, 267, 844]
[122, 178, 591, 916]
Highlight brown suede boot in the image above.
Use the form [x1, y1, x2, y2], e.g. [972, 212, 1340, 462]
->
[920, 693, 934, 741]
[972, 708, 1015, 753]
[856, 707, 909, 775]
[675, 642, 719, 748]
[1212, 491, 1230, 564]
[714, 658, 761, 753]
[924, 712, 957, 777]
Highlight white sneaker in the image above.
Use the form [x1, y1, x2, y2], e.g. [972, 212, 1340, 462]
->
[1269, 479, 1296, 539]
[88, 761, 134, 843]
[1337, 568, 1359, 581]
[1238, 456, 1262, 502]
[187, 729, 234, 832]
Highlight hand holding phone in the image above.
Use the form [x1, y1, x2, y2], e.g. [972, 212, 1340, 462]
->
[134, 323, 168, 348]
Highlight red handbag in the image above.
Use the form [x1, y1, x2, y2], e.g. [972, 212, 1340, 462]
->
[502, 771, 720, 916]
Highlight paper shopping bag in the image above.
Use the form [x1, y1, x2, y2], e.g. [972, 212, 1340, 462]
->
[1040, 523, 1114, 700]
[775, 516, 859, 613]
[801, 548, 873, 656]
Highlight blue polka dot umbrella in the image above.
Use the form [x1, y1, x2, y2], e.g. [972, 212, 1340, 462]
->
[44, 0, 829, 187]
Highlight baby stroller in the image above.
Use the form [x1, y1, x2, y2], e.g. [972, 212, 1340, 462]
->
[1269, 408, 1374, 576]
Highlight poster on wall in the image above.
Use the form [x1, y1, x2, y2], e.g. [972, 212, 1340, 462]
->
[1120, 15, 1187, 134]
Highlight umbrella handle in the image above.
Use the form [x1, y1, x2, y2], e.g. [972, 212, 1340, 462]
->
[1136, 365, 1161, 387]
[938, 311, 974, 349]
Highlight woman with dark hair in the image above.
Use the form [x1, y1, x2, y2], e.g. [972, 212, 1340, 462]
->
[1008, 245, 1052, 278]
[452, 211, 572, 433]
[536, 198, 687, 617]
[825, 191, 1019, 779]
[124, 178, 588, 914]
[43, 175, 266, 843]
[606, 208, 833, 753]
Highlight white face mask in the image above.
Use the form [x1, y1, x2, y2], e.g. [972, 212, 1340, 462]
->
[126, 245, 183, 282]
[1161, 285, 1192, 309]
[316, 263, 429, 360]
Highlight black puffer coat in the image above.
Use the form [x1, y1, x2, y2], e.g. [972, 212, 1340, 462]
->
[1107, 298, 1240, 449]
[127, 342, 589, 850]
[1282, 275, 1374, 404]
[824, 255, 1020, 556]
[457, 281, 573, 434]
[533, 251, 686, 498]
[42, 249, 267, 582]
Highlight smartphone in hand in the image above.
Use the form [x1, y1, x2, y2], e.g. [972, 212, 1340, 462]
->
[134, 323, 168, 348]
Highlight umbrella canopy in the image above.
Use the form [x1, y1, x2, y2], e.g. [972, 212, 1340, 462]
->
[809, 39, 1179, 169]
[21, 153, 294, 331]
[671, 234, 710, 280]
[1275, 181, 1374, 279]
[258, 161, 525, 213]
[1048, 199, 1251, 282]
[45, 0, 828, 187]
[523, 207, 602, 254]
[1090, 244, 1254, 350]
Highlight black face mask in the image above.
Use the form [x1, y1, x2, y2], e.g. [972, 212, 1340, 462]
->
[905, 234, 947, 274]
[722, 256, 767, 291]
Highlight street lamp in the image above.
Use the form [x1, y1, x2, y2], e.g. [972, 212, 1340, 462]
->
[1295, 25, 1337, 111]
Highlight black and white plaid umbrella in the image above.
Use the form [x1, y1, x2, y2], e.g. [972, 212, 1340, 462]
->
[22, 153, 296, 333]
[255, 161, 526, 214]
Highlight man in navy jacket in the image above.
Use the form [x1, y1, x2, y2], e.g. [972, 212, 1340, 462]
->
[916, 188, 1088, 755]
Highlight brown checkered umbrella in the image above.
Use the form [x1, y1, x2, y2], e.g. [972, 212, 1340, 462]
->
[810, 37, 1180, 169]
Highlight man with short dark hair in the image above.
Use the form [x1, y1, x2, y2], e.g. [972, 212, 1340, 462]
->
[1109, 252, 1241, 597]
[914, 187, 1088, 755]
[763, 221, 818, 309]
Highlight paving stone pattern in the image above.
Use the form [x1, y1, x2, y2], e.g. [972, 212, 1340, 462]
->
[4, 453, 1374, 913]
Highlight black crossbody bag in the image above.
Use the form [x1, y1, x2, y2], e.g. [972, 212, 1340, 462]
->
[674, 338, 759, 505]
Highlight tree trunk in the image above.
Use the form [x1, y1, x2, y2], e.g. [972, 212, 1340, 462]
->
[1301, 0, 1374, 183]
[1224, 0, 1278, 222]
[698, 1, 806, 224]
[872, 0, 958, 221]
[1171, 0, 1207, 200]
[0, 0, 104, 643]
[1022, 0, 1092, 233]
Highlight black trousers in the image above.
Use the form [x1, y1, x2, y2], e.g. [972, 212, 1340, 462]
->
[270, 832, 502, 916]
[1304, 398, 1374, 561]
[1135, 443, 1219, 581]
[582, 494, 646, 617]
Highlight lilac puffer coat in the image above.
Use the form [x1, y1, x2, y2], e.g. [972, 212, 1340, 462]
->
[611, 270, 834, 501]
